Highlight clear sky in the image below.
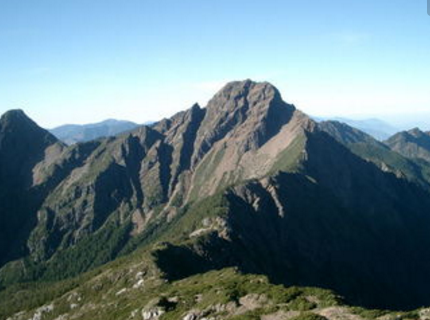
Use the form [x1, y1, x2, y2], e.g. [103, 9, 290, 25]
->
[0, 0, 429, 129]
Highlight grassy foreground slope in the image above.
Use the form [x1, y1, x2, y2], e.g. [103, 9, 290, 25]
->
[0, 250, 425, 320]
[0, 189, 428, 320]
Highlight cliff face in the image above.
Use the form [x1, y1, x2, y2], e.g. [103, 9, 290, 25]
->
[2, 81, 430, 310]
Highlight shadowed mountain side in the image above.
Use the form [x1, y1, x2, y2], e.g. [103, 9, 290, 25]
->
[154, 129, 430, 310]
[319, 120, 430, 188]
[0, 110, 63, 265]
[155, 168, 430, 310]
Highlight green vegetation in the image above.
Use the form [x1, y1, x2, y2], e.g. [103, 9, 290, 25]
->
[349, 142, 430, 187]
[42, 219, 132, 281]
[160, 191, 229, 243]
[288, 296, 318, 311]
[350, 306, 421, 320]
[350, 307, 390, 319]
[140, 268, 339, 320]
[0, 217, 132, 286]
[290, 313, 328, 320]
[270, 133, 306, 174]
[0, 278, 82, 319]
[3, 262, 415, 320]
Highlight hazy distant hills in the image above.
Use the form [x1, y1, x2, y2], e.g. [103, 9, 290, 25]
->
[4, 81, 430, 319]
[314, 116, 399, 140]
[50, 119, 139, 144]
[50, 114, 399, 145]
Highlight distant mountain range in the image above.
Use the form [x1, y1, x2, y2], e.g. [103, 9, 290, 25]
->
[49, 114, 399, 145]
[49, 119, 140, 144]
[314, 116, 399, 140]
[3, 80, 430, 319]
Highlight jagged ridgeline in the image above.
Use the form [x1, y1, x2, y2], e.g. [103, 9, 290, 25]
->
[2, 80, 430, 315]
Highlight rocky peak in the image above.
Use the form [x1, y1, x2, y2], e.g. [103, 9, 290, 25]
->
[407, 127, 427, 138]
[386, 127, 430, 147]
[1, 109, 40, 131]
[206, 79, 283, 112]
[190, 102, 202, 112]
[0, 109, 57, 146]
[1, 109, 28, 124]
[191, 80, 296, 166]
[152, 103, 203, 135]
[0, 109, 58, 159]
[387, 128, 428, 141]
[385, 127, 430, 163]
[0, 108, 61, 195]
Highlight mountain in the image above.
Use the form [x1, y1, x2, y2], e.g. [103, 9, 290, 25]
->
[0, 110, 63, 266]
[50, 119, 139, 144]
[319, 120, 430, 188]
[385, 128, 430, 163]
[2, 81, 430, 319]
[318, 120, 377, 145]
[315, 117, 399, 140]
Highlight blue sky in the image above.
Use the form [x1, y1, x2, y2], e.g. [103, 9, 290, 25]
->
[0, 0, 429, 129]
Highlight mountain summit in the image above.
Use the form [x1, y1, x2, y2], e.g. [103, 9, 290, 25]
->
[385, 128, 430, 163]
[0, 109, 57, 150]
[2, 81, 430, 313]
[191, 80, 298, 165]
[0, 109, 60, 266]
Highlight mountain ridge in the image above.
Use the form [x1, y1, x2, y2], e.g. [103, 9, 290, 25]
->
[2, 80, 430, 314]
[50, 119, 139, 144]
[314, 116, 399, 140]
[385, 128, 430, 163]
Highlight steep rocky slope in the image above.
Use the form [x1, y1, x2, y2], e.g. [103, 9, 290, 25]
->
[2, 81, 430, 314]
